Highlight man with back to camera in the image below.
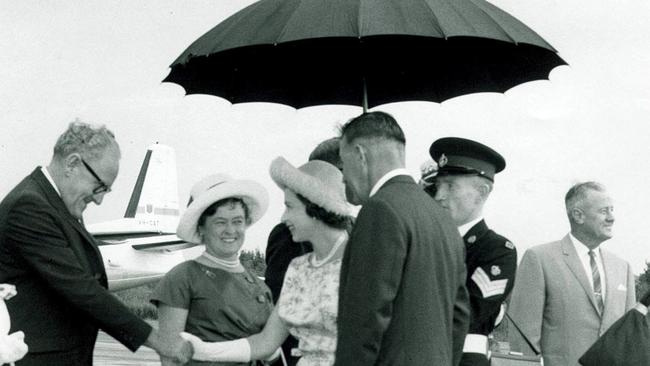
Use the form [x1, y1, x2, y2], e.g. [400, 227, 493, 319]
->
[335, 111, 469, 366]
[508, 181, 635, 366]
[0, 121, 191, 365]
[429, 137, 517, 366]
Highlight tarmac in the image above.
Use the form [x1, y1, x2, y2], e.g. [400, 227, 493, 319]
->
[94, 330, 160, 366]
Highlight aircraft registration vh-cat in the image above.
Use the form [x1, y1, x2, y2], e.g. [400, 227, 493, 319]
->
[87, 143, 203, 291]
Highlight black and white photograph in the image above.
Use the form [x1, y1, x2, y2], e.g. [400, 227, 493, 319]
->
[1, 0, 649, 365]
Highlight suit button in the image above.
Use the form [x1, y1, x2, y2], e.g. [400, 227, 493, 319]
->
[257, 295, 266, 303]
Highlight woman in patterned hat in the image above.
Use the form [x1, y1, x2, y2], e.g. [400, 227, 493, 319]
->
[182, 157, 353, 366]
[151, 174, 273, 366]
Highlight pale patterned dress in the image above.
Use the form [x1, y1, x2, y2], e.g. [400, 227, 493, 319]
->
[277, 254, 340, 366]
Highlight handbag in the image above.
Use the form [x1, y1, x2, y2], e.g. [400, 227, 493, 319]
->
[489, 313, 543, 366]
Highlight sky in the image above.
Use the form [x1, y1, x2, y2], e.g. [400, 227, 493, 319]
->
[2, 0, 650, 273]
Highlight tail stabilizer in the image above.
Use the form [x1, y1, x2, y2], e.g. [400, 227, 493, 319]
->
[88, 143, 181, 236]
[124, 143, 180, 233]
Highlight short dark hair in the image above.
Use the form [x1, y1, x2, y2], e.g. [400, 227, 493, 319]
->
[295, 193, 353, 231]
[198, 197, 251, 227]
[309, 137, 341, 167]
[339, 111, 405, 145]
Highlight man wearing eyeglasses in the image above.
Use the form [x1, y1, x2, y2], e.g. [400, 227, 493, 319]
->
[428, 137, 517, 366]
[0, 121, 192, 365]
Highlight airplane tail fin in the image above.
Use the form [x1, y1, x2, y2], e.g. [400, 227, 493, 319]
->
[87, 143, 181, 237]
[123, 143, 180, 232]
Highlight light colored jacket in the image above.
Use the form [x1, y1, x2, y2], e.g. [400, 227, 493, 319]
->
[508, 234, 635, 366]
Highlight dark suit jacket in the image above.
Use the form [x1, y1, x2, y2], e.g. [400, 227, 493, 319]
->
[335, 175, 469, 366]
[0, 168, 151, 360]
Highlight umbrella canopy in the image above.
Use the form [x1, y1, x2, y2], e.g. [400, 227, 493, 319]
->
[164, 0, 566, 110]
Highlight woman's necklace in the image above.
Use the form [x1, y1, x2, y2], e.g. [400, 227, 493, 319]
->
[310, 232, 347, 268]
[201, 251, 242, 270]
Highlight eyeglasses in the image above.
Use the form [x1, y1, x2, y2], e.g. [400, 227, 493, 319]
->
[81, 158, 111, 194]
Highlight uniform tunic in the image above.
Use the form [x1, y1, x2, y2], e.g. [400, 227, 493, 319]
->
[460, 220, 517, 366]
[152, 260, 273, 366]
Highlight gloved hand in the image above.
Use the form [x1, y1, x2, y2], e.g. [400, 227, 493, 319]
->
[0, 331, 28, 364]
[0, 284, 16, 301]
[180, 332, 251, 362]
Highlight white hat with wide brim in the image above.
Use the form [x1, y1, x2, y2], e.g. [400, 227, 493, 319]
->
[270, 157, 350, 216]
[177, 173, 269, 244]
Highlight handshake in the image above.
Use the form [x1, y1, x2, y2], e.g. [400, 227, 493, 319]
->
[146, 328, 194, 365]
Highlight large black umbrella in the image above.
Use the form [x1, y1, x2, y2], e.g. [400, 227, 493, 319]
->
[164, 0, 566, 111]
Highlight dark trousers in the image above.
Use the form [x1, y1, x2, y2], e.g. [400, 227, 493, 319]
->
[16, 344, 93, 366]
[459, 352, 489, 366]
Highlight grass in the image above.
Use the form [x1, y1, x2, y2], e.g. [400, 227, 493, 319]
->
[112, 282, 159, 320]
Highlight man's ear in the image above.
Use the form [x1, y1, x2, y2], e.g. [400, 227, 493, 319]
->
[570, 208, 585, 224]
[63, 153, 82, 176]
[354, 143, 367, 164]
[477, 182, 490, 198]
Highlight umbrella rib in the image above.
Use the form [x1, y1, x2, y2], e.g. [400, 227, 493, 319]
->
[357, 0, 365, 37]
[467, 0, 517, 44]
[421, 0, 449, 39]
[275, 1, 304, 43]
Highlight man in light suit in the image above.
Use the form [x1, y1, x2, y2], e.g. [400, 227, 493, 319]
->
[335, 111, 469, 366]
[0, 121, 191, 365]
[508, 181, 636, 366]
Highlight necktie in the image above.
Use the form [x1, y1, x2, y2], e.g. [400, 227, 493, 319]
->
[589, 250, 604, 314]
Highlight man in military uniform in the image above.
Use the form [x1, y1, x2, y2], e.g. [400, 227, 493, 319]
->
[428, 137, 517, 366]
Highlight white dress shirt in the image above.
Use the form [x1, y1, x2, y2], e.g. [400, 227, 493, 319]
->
[41, 166, 61, 197]
[569, 233, 606, 300]
[369, 168, 412, 198]
[458, 216, 484, 237]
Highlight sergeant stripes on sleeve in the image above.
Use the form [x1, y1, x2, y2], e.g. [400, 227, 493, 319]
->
[471, 267, 508, 298]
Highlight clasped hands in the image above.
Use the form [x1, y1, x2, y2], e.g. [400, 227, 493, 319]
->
[147, 328, 194, 365]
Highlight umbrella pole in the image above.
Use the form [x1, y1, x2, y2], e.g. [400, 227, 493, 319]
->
[362, 78, 368, 113]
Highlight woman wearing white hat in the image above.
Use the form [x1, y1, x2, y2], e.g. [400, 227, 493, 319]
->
[151, 174, 273, 366]
[182, 157, 354, 366]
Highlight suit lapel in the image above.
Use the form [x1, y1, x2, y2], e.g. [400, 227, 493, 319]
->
[31, 168, 105, 271]
[560, 235, 601, 316]
[601, 249, 618, 316]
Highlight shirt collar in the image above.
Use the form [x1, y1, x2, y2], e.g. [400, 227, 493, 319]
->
[41, 166, 61, 197]
[458, 216, 484, 237]
[569, 233, 600, 257]
[369, 168, 411, 198]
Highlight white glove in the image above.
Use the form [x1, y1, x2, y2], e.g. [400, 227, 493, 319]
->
[0, 331, 28, 364]
[0, 285, 17, 301]
[180, 332, 251, 362]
